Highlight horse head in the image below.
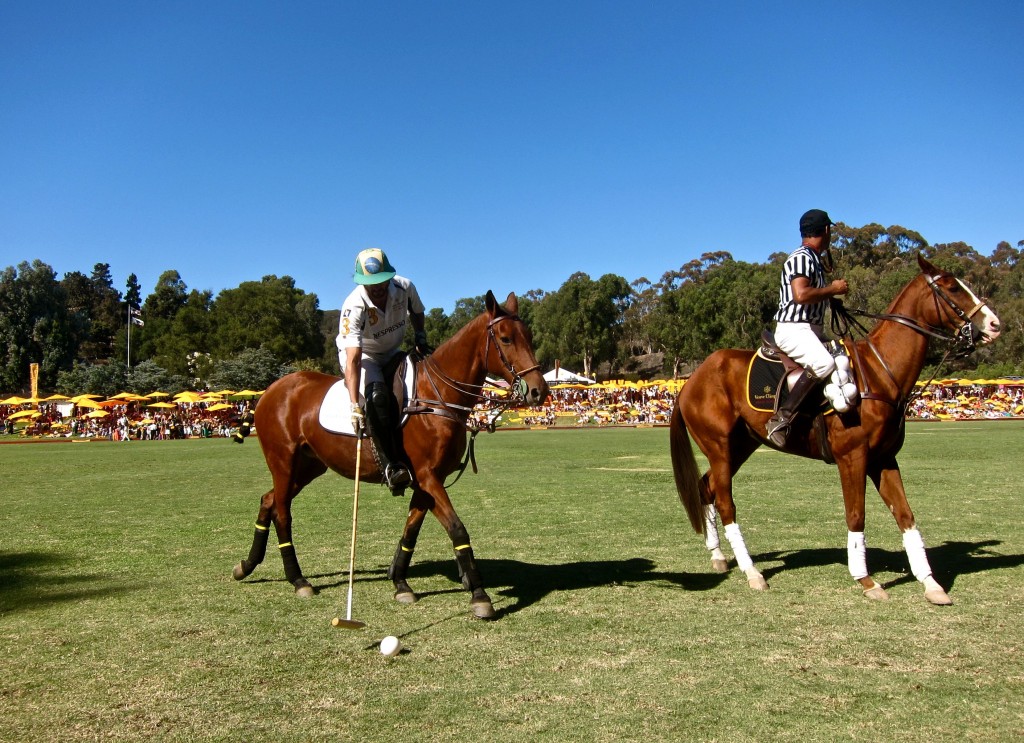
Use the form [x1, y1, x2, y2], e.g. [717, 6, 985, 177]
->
[484, 291, 549, 406]
[917, 254, 1001, 348]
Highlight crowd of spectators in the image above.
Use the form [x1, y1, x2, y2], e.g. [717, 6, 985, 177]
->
[3, 380, 1023, 440]
[0, 397, 250, 440]
[490, 379, 1024, 428]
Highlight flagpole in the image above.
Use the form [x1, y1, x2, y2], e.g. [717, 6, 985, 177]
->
[127, 304, 132, 370]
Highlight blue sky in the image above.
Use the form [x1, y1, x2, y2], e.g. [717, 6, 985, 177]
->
[2, 2, 1022, 314]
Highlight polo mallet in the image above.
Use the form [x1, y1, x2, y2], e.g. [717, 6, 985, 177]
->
[332, 421, 366, 630]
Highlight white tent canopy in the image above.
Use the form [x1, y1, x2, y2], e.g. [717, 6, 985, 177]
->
[543, 368, 595, 384]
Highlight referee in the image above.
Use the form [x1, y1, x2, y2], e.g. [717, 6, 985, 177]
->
[766, 209, 849, 447]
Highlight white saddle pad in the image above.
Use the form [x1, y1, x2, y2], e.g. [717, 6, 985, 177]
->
[318, 361, 416, 434]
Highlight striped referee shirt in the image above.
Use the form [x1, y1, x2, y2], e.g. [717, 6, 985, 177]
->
[775, 245, 827, 324]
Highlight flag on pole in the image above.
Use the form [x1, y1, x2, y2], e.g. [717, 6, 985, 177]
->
[131, 317, 145, 326]
[129, 304, 143, 326]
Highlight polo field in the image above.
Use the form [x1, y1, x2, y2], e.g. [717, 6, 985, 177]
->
[2, 422, 1022, 741]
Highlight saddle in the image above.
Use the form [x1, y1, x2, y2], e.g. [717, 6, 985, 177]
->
[747, 331, 806, 412]
[750, 331, 836, 463]
[318, 354, 416, 435]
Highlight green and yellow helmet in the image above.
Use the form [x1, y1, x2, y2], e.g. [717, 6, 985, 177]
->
[353, 248, 396, 285]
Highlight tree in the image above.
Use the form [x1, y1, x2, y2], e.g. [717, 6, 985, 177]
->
[209, 275, 323, 364]
[206, 348, 293, 391]
[532, 272, 632, 379]
[0, 260, 76, 391]
[133, 270, 190, 364]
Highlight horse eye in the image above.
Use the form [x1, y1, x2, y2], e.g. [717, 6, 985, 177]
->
[500, 335, 512, 344]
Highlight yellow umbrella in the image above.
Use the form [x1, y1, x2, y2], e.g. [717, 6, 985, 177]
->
[230, 389, 264, 400]
[147, 402, 177, 409]
[146, 391, 170, 398]
[73, 397, 102, 409]
[1, 396, 30, 404]
[43, 393, 70, 401]
[206, 403, 234, 411]
[7, 410, 40, 420]
[174, 391, 205, 403]
[212, 389, 237, 396]
[85, 410, 110, 418]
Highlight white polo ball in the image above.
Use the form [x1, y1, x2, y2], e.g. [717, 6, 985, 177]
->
[380, 635, 402, 657]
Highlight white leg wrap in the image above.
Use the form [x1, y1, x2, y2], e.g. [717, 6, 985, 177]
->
[723, 522, 754, 573]
[847, 531, 868, 580]
[704, 505, 720, 551]
[902, 528, 933, 582]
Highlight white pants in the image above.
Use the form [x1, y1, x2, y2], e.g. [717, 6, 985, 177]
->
[774, 322, 836, 380]
[339, 349, 400, 388]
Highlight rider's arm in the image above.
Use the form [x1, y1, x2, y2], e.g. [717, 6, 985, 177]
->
[791, 276, 848, 305]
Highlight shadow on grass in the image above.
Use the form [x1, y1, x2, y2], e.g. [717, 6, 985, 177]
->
[237, 539, 1023, 612]
[0, 551, 127, 614]
[754, 538, 1023, 591]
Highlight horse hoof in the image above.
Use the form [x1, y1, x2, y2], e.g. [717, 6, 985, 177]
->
[745, 570, 768, 591]
[294, 584, 315, 599]
[232, 562, 248, 581]
[863, 584, 890, 601]
[925, 588, 953, 606]
[471, 600, 496, 620]
[394, 590, 417, 605]
[711, 558, 729, 573]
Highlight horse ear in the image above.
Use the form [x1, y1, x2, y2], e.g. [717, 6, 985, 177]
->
[504, 292, 519, 315]
[917, 252, 939, 276]
[485, 290, 497, 316]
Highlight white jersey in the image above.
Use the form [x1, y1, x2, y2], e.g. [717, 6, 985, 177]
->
[336, 275, 425, 362]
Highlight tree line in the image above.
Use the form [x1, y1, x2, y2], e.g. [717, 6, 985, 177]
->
[2, 222, 1020, 397]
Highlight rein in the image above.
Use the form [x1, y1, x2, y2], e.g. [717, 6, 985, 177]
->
[404, 313, 539, 487]
[828, 274, 986, 413]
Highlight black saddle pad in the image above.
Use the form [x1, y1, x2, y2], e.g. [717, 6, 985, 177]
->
[747, 349, 787, 412]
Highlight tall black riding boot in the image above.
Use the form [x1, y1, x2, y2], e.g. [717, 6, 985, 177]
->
[766, 371, 818, 447]
[365, 381, 411, 494]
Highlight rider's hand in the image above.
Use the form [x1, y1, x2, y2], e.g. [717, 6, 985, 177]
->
[414, 330, 433, 357]
[831, 279, 849, 296]
[351, 404, 364, 433]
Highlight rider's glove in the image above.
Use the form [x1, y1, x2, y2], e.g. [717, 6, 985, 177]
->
[350, 404, 364, 433]
[414, 330, 434, 357]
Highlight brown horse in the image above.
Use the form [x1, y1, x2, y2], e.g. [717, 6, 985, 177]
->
[671, 254, 1000, 604]
[232, 291, 548, 619]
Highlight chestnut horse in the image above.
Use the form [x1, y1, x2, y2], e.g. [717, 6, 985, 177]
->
[232, 291, 548, 619]
[671, 255, 1000, 604]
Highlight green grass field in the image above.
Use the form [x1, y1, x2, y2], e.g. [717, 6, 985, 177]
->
[2, 423, 1022, 742]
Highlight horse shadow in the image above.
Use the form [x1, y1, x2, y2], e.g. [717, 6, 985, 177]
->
[385, 555, 727, 618]
[754, 538, 1021, 591]
[294, 539, 1020, 611]
[0, 550, 127, 614]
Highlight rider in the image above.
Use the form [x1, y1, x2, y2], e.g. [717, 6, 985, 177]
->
[337, 248, 432, 493]
[766, 209, 849, 447]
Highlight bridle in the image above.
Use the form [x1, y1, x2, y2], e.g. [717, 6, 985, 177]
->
[833, 272, 988, 356]
[408, 311, 540, 430]
[403, 311, 541, 487]
[830, 271, 992, 412]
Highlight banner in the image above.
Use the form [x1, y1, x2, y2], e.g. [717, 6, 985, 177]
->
[30, 362, 39, 400]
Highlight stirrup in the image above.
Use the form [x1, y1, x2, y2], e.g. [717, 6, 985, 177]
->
[384, 463, 411, 495]
[765, 414, 791, 447]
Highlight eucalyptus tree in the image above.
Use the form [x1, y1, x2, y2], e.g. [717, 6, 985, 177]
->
[0, 260, 75, 391]
[532, 272, 632, 379]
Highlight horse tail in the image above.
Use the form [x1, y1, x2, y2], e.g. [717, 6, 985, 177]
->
[670, 399, 707, 535]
